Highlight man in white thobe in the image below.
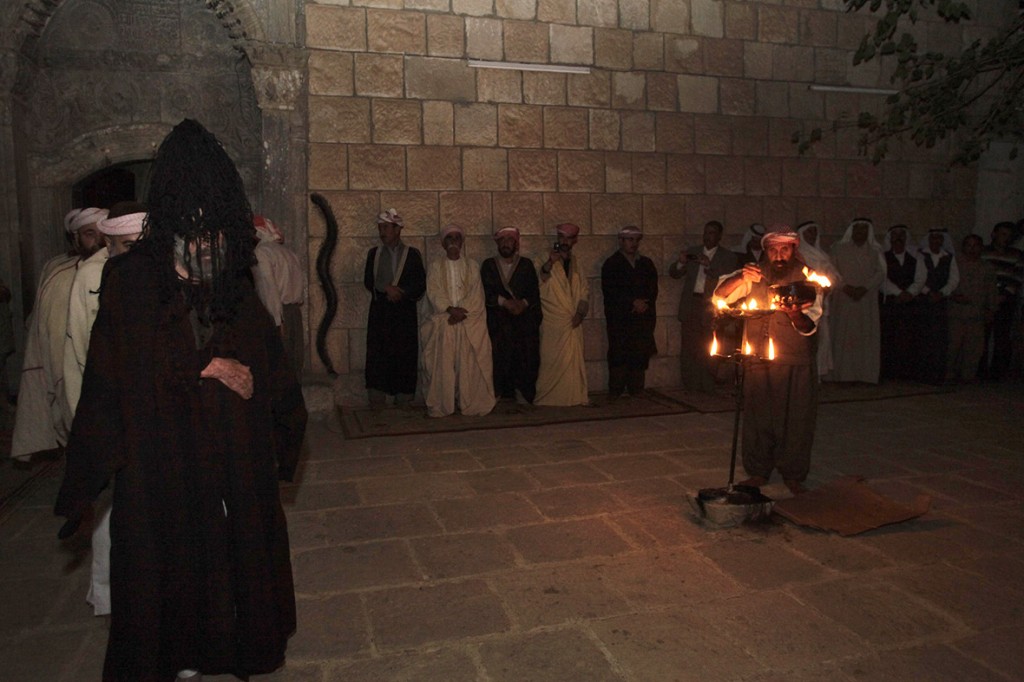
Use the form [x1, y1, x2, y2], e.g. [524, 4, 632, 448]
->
[535, 222, 590, 406]
[797, 221, 843, 378]
[829, 218, 886, 383]
[420, 224, 496, 418]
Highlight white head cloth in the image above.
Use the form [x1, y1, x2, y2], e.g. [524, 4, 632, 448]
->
[64, 208, 83, 232]
[70, 207, 108, 233]
[919, 227, 954, 254]
[98, 212, 146, 236]
[881, 225, 918, 254]
[837, 218, 882, 251]
[737, 223, 766, 252]
[378, 208, 404, 227]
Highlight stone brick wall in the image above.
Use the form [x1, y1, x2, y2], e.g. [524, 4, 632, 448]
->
[304, 0, 1014, 401]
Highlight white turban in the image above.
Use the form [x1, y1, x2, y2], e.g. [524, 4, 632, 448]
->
[378, 208, 404, 227]
[98, 212, 146, 236]
[64, 208, 83, 232]
[69, 207, 108, 233]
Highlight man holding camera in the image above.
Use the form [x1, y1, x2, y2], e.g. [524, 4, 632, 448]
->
[669, 220, 738, 392]
[535, 222, 590, 406]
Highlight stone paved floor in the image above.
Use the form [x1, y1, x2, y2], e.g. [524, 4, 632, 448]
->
[1, 383, 1023, 681]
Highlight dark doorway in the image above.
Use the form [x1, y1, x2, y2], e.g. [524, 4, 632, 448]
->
[72, 160, 153, 208]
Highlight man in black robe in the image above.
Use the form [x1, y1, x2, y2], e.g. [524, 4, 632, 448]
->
[480, 226, 541, 404]
[600, 225, 658, 399]
[363, 208, 426, 407]
[56, 119, 307, 681]
[714, 227, 821, 495]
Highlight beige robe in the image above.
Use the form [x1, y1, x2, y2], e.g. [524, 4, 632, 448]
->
[535, 257, 589, 406]
[64, 248, 107, 413]
[420, 256, 495, 418]
[829, 241, 885, 383]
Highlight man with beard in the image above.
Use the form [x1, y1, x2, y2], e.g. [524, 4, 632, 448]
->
[602, 225, 658, 400]
[420, 225, 496, 417]
[56, 119, 307, 681]
[481, 226, 541, 405]
[714, 227, 822, 495]
[363, 208, 427, 408]
[11, 207, 107, 460]
[535, 222, 590, 406]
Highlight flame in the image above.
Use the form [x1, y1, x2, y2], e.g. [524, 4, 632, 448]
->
[744, 341, 752, 355]
[709, 334, 718, 356]
[768, 337, 775, 360]
[739, 299, 759, 311]
[802, 266, 832, 288]
[714, 298, 728, 310]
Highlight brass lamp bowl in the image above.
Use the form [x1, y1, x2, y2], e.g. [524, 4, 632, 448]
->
[769, 282, 817, 307]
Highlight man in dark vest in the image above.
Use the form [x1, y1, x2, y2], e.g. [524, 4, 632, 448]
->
[915, 227, 959, 384]
[879, 225, 923, 380]
[363, 208, 427, 407]
[714, 226, 822, 495]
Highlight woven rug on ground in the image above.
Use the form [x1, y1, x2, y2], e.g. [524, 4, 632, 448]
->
[336, 389, 694, 439]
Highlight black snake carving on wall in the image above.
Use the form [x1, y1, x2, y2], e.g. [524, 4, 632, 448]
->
[309, 193, 338, 375]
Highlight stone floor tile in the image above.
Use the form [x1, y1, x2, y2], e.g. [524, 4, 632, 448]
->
[471, 445, 549, 469]
[431, 492, 544, 532]
[590, 432, 697, 455]
[662, 446, 734, 473]
[329, 647, 480, 682]
[593, 547, 743, 608]
[524, 461, 610, 487]
[0, 628, 95, 680]
[601, 476, 688, 508]
[319, 502, 443, 544]
[942, 503, 1024, 543]
[280, 480, 360, 511]
[901, 474, 1017, 507]
[790, 577, 962, 646]
[952, 625, 1024, 680]
[0, 577, 75, 635]
[357, 472, 475, 505]
[506, 518, 632, 563]
[855, 518, 977, 565]
[590, 453, 685, 480]
[406, 450, 483, 472]
[886, 563, 1024, 631]
[487, 563, 632, 629]
[526, 485, 622, 519]
[476, 628, 625, 681]
[839, 643, 1006, 681]
[607, 504, 710, 547]
[313, 455, 412, 480]
[777, 526, 894, 574]
[590, 608, 765, 681]
[364, 579, 510, 649]
[699, 535, 827, 589]
[410, 532, 519, 579]
[292, 540, 421, 594]
[948, 552, 1024, 596]
[289, 593, 370, 658]
[825, 454, 915, 479]
[534, 439, 604, 462]
[245, 662, 326, 681]
[460, 468, 539, 494]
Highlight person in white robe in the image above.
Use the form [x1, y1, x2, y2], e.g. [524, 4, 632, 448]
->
[63, 204, 144, 617]
[251, 215, 305, 380]
[535, 222, 590, 406]
[829, 218, 886, 383]
[797, 221, 843, 378]
[420, 224, 496, 418]
[11, 207, 106, 459]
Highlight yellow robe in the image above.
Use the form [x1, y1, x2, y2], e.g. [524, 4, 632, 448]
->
[535, 257, 589, 406]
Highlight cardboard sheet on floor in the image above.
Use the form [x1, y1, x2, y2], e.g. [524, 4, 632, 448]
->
[773, 475, 931, 536]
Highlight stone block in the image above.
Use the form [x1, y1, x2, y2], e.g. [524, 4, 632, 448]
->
[410, 533, 518, 580]
[676, 74, 718, 114]
[881, 162, 909, 199]
[427, 14, 465, 57]
[348, 144, 406, 189]
[773, 44, 815, 82]
[693, 114, 731, 155]
[655, 113, 694, 154]
[619, 0, 649, 30]
[292, 540, 420, 593]
[666, 154, 705, 193]
[704, 38, 744, 77]
[782, 157, 819, 196]
[725, 2, 757, 40]
[408, 146, 462, 189]
[759, 5, 799, 44]
[550, 24, 594, 65]
[801, 8, 838, 47]
[630, 153, 663, 193]
[722, 195, 762, 234]
[543, 193, 592, 232]
[439, 191, 493, 234]
[720, 77, 755, 116]
[692, 0, 724, 38]
[463, 148, 509, 190]
[558, 151, 605, 192]
[743, 41, 773, 80]
[306, 6, 366, 52]
[466, 17, 503, 60]
[509, 150, 558, 191]
[595, 28, 633, 69]
[847, 162, 882, 197]
[405, 57, 476, 101]
[684, 194, 726, 229]
[492, 192, 544, 234]
[454, 103, 498, 146]
[308, 191, 379, 239]
[479, 629, 624, 682]
[523, 72, 567, 105]
[605, 152, 633, 192]
[589, 110, 620, 151]
[309, 143, 347, 190]
[768, 117, 803, 157]
[543, 107, 588, 149]
[309, 96, 370, 143]
[507, 518, 631, 563]
[367, 10, 426, 54]
[819, 159, 846, 197]
[755, 80, 789, 118]
[837, 13, 875, 50]
[433, 492, 545, 531]
[633, 33, 663, 70]
[650, 0, 689, 34]
[592, 194, 643, 235]
[744, 157, 781, 195]
[567, 70, 611, 107]
[643, 194, 686, 230]
[579, 0, 617, 26]
[378, 192, 439, 235]
[789, 82, 824, 119]
[505, 20, 549, 62]
[477, 69, 523, 103]
[496, 0, 537, 20]
[665, 37, 703, 74]
[762, 196, 798, 226]
[815, 47, 850, 85]
[498, 104, 542, 148]
[453, 0, 494, 16]
[423, 100, 454, 145]
[308, 50, 354, 96]
[705, 156, 744, 195]
[372, 99, 422, 144]
[537, 0, 575, 24]
[621, 112, 656, 152]
[354, 54, 404, 97]
[646, 73, 678, 112]
[612, 72, 646, 109]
